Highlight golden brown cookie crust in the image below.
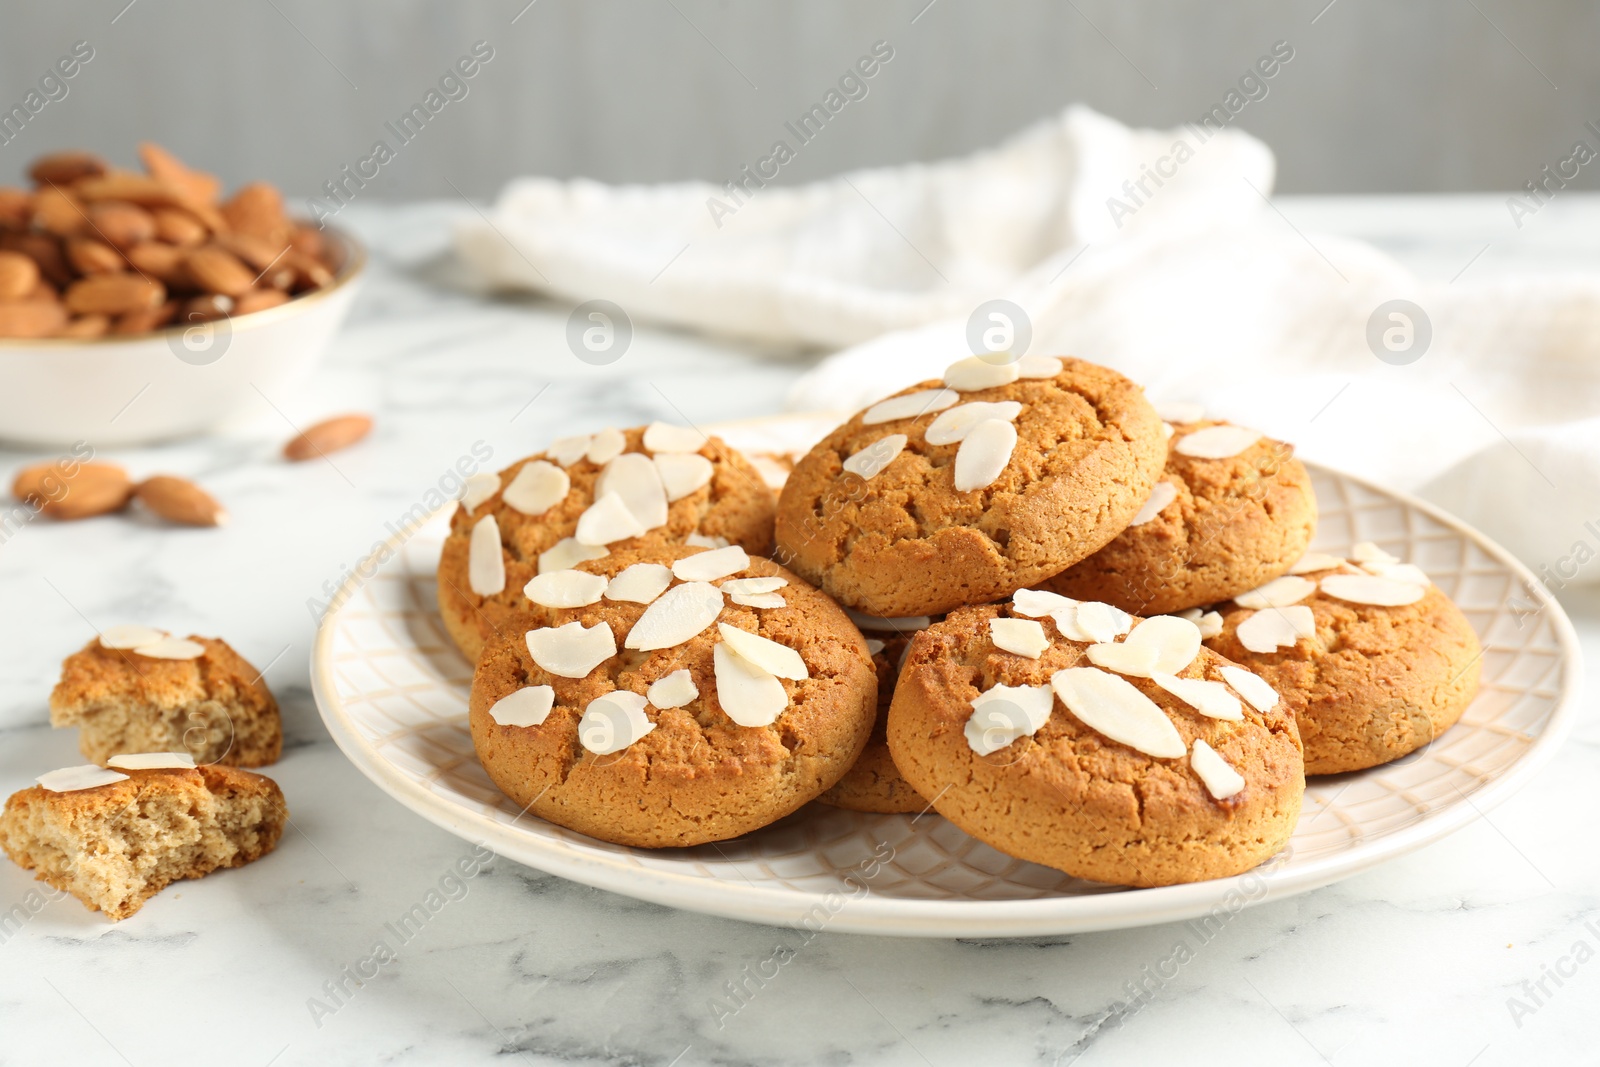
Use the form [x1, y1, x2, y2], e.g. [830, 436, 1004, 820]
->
[1045, 420, 1316, 615]
[49, 636, 282, 767]
[817, 629, 929, 814]
[1205, 568, 1481, 775]
[887, 603, 1304, 887]
[469, 545, 877, 848]
[774, 359, 1167, 618]
[439, 428, 776, 664]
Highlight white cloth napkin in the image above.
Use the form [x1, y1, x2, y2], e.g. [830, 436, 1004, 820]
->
[458, 105, 1600, 581]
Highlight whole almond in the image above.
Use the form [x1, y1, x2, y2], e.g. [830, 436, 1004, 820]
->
[137, 142, 222, 204]
[0, 301, 67, 338]
[152, 207, 207, 246]
[28, 151, 108, 187]
[72, 171, 176, 205]
[222, 182, 287, 241]
[64, 274, 165, 315]
[217, 232, 289, 272]
[58, 313, 111, 338]
[285, 414, 372, 462]
[135, 475, 227, 526]
[185, 244, 255, 297]
[289, 226, 325, 260]
[234, 288, 289, 316]
[13, 461, 132, 520]
[180, 293, 233, 323]
[0, 187, 32, 228]
[31, 186, 85, 237]
[87, 201, 156, 250]
[114, 299, 178, 335]
[124, 241, 186, 283]
[0, 232, 72, 286]
[0, 251, 40, 300]
[287, 250, 334, 291]
[66, 238, 127, 276]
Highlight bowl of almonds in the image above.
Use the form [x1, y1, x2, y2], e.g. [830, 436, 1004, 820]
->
[0, 144, 364, 447]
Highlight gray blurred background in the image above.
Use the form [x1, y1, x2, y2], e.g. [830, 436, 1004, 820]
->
[0, 0, 1593, 199]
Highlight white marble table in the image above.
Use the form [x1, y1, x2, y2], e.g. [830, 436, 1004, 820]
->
[1, 197, 1596, 1067]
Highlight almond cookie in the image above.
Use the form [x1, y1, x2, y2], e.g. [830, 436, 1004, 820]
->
[469, 543, 877, 848]
[774, 356, 1166, 618]
[438, 424, 775, 663]
[50, 630, 282, 767]
[1203, 545, 1481, 775]
[817, 614, 933, 814]
[0, 759, 286, 920]
[1045, 411, 1317, 615]
[887, 590, 1304, 886]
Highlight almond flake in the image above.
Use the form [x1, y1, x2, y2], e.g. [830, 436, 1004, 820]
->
[862, 389, 960, 425]
[585, 427, 626, 465]
[842, 434, 906, 480]
[38, 765, 129, 792]
[1016, 355, 1063, 379]
[717, 623, 807, 679]
[685, 532, 729, 549]
[1074, 601, 1124, 644]
[925, 401, 1023, 446]
[1151, 674, 1243, 721]
[1350, 541, 1400, 565]
[604, 563, 674, 604]
[1050, 667, 1186, 759]
[1219, 665, 1278, 712]
[538, 537, 608, 574]
[865, 638, 886, 655]
[720, 576, 787, 595]
[1195, 611, 1223, 639]
[107, 752, 196, 770]
[1130, 481, 1178, 526]
[1363, 560, 1431, 586]
[642, 422, 707, 454]
[548, 435, 591, 466]
[1086, 640, 1159, 676]
[844, 608, 932, 631]
[100, 625, 166, 650]
[1012, 589, 1077, 619]
[1236, 606, 1316, 654]
[953, 418, 1016, 491]
[672, 545, 749, 582]
[459, 472, 500, 513]
[1289, 552, 1345, 575]
[574, 491, 646, 546]
[469, 515, 506, 595]
[1174, 425, 1262, 460]
[647, 670, 698, 709]
[488, 685, 555, 727]
[501, 460, 570, 516]
[713, 641, 788, 727]
[944, 356, 1021, 391]
[524, 569, 608, 608]
[596, 452, 668, 529]
[579, 691, 655, 755]
[134, 635, 206, 660]
[1190, 738, 1245, 799]
[1131, 615, 1202, 674]
[1162, 422, 1175, 439]
[964, 683, 1054, 755]
[1156, 401, 1205, 424]
[1234, 575, 1316, 609]
[526, 620, 616, 678]
[989, 618, 1049, 658]
[1319, 573, 1425, 606]
[731, 592, 785, 609]
[655, 453, 714, 502]
[625, 581, 724, 650]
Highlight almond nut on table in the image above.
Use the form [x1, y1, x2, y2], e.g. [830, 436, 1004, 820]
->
[134, 475, 228, 527]
[12, 461, 134, 520]
[284, 414, 373, 462]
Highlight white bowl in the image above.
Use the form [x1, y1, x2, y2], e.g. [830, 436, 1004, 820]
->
[0, 227, 365, 448]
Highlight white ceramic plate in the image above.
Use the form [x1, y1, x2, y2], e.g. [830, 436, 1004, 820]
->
[311, 413, 1582, 938]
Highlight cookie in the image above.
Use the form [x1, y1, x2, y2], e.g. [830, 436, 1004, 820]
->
[49, 629, 282, 767]
[774, 356, 1167, 618]
[438, 424, 775, 663]
[1045, 412, 1316, 615]
[1203, 545, 1481, 775]
[469, 543, 877, 848]
[887, 591, 1304, 886]
[0, 760, 286, 920]
[817, 615, 932, 814]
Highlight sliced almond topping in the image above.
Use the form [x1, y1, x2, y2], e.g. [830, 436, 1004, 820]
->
[1130, 480, 1178, 526]
[574, 491, 646, 546]
[925, 401, 1023, 446]
[943, 356, 1021, 391]
[989, 618, 1049, 659]
[469, 515, 506, 595]
[1190, 738, 1245, 800]
[524, 570, 608, 608]
[106, 752, 196, 770]
[686, 532, 729, 549]
[502, 460, 570, 516]
[672, 545, 749, 582]
[1012, 589, 1077, 619]
[488, 685, 555, 727]
[1162, 422, 1175, 439]
[134, 635, 206, 660]
[712, 641, 788, 727]
[1155, 401, 1205, 424]
[1219, 665, 1279, 712]
[38, 765, 129, 792]
[1351, 541, 1400, 565]
[1086, 640, 1159, 676]
[459, 471, 500, 513]
[717, 623, 807, 679]
[1050, 667, 1186, 759]
[596, 452, 668, 529]
[964, 683, 1054, 755]
[538, 537, 608, 574]
[578, 691, 655, 755]
[1174, 424, 1262, 460]
[1319, 573, 1425, 607]
[720, 576, 787, 595]
[647, 670, 699, 709]
[842, 434, 906, 481]
[864, 638, 886, 656]
[100, 624, 166, 650]
[1195, 610, 1223, 640]
[655, 453, 715, 502]
[526, 620, 616, 678]
[1234, 575, 1316, 609]
[1016, 355, 1063, 379]
[731, 592, 785, 609]
[1074, 601, 1124, 645]
[548, 435, 591, 466]
[844, 608, 932, 631]
[642, 421, 708, 454]
[953, 418, 1016, 491]
[1236, 605, 1317, 654]
[1128, 615, 1202, 674]
[862, 388, 960, 425]
[585, 427, 626, 465]
[625, 581, 724, 650]
[1362, 560, 1431, 586]
[604, 563, 674, 604]
[1151, 673, 1243, 721]
[1289, 552, 1346, 575]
